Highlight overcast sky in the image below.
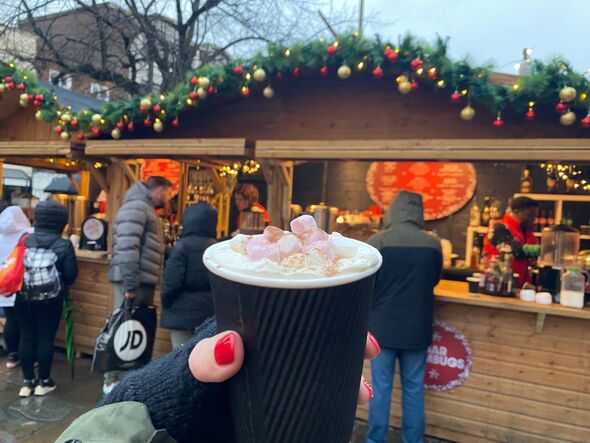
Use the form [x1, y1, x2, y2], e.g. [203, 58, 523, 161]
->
[330, 0, 590, 73]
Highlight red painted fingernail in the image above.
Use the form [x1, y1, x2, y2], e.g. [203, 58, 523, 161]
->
[214, 333, 236, 365]
[363, 378, 374, 400]
[368, 332, 381, 355]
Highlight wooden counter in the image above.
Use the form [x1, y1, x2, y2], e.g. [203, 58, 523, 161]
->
[358, 279, 590, 443]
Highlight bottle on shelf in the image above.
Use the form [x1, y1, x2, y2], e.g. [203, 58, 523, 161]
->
[546, 210, 555, 227]
[489, 199, 502, 221]
[520, 166, 533, 193]
[481, 196, 491, 226]
[469, 200, 481, 226]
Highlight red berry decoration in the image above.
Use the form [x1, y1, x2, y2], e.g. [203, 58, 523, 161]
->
[327, 44, 338, 55]
[383, 48, 398, 62]
[172, 118, 180, 127]
[33, 100, 40, 107]
[127, 122, 135, 132]
[411, 80, 419, 90]
[275, 71, 284, 79]
[153, 104, 161, 113]
[71, 118, 78, 127]
[372, 66, 384, 78]
[320, 66, 328, 76]
[493, 117, 504, 127]
[582, 116, 590, 128]
[451, 91, 462, 103]
[77, 133, 86, 141]
[555, 101, 567, 114]
[241, 86, 250, 97]
[189, 90, 198, 100]
[207, 85, 215, 94]
[292, 67, 301, 76]
[410, 58, 423, 70]
[7, 82, 14, 90]
[144, 117, 152, 127]
[427, 70, 437, 80]
[55, 126, 63, 134]
[526, 109, 535, 121]
[190, 76, 198, 86]
[27, 93, 33, 100]
[35, 94, 44, 101]
[233, 66, 244, 75]
[16, 83, 25, 91]
[116, 121, 124, 130]
[91, 127, 100, 136]
[4, 76, 11, 83]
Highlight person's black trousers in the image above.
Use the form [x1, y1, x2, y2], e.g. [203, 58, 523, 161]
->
[15, 298, 63, 381]
[3, 306, 20, 356]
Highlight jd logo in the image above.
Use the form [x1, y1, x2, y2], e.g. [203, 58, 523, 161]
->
[114, 320, 147, 361]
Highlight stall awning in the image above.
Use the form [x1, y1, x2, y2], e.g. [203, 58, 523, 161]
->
[0, 141, 71, 157]
[85, 138, 254, 158]
[256, 139, 590, 161]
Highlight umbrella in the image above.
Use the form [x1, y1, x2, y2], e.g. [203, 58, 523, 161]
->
[63, 290, 76, 378]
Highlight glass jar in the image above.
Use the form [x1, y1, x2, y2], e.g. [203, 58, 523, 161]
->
[560, 267, 585, 309]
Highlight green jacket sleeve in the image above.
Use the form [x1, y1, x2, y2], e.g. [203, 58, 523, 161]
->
[55, 402, 177, 443]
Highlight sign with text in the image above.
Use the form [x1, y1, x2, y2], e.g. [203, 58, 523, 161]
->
[140, 159, 182, 197]
[425, 321, 472, 391]
[366, 162, 477, 220]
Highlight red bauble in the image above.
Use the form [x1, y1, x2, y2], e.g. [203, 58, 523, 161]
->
[555, 102, 567, 114]
[386, 51, 398, 62]
[493, 118, 504, 127]
[116, 121, 124, 130]
[320, 66, 328, 76]
[55, 126, 63, 134]
[77, 133, 86, 141]
[327, 44, 337, 55]
[16, 83, 25, 91]
[275, 71, 284, 79]
[189, 90, 198, 100]
[233, 66, 244, 75]
[411, 80, 419, 90]
[207, 85, 215, 94]
[427, 70, 437, 80]
[4, 76, 11, 83]
[410, 58, 423, 70]
[71, 118, 78, 127]
[582, 116, 590, 128]
[190, 76, 198, 86]
[144, 117, 152, 127]
[172, 118, 180, 127]
[153, 104, 161, 113]
[127, 122, 135, 132]
[241, 87, 250, 97]
[27, 93, 33, 100]
[91, 127, 100, 136]
[7, 82, 14, 90]
[526, 109, 535, 121]
[292, 67, 301, 76]
[33, 100, 40, 107]
[35, 94, 44, 101]
[451, 91, 462, 103]
[372, 66, 384, 78]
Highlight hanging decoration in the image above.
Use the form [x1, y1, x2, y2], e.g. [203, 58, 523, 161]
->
[460, 105, 476, 121]
[337, 64, 352, 79]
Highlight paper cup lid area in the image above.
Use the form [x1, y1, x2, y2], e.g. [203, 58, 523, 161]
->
[203, 238, 382, 289]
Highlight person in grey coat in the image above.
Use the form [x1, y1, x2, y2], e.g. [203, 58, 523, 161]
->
[104, 176, 171, 394]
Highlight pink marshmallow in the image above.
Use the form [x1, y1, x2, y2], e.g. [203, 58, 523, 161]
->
[278, 233, 302, 259]
[303, 240, 336, 261]
[290, 215, 317, 235]
[263, 226, 284, 243]
[246, 237, 281, 262]
[303, 227, 329, 245]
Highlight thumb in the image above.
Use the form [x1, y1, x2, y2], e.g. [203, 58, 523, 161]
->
[189, 331, 244, 383]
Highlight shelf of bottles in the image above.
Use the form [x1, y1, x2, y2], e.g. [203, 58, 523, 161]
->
[186, 169, 216, 204]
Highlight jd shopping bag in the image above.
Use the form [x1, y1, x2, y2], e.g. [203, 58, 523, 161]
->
[92, 300, 157, 373]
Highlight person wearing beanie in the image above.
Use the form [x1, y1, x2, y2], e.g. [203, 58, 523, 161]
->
[15, 200, 78, 397]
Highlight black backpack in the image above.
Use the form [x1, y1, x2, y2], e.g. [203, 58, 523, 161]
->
[21, 237, 61, 302]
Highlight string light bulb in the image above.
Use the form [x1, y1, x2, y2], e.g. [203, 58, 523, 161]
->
[437, 80, 445, 88]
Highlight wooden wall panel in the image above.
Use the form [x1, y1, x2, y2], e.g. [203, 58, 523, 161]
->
[357, 302, 590, 442]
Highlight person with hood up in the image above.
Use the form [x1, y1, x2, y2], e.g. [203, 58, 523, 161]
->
[0, 205, 33, 369]
[161, 202, 218, 348]
[16, 200, 78, 397]
[105, 176, 171, 394]
[366, 191, 442, 443]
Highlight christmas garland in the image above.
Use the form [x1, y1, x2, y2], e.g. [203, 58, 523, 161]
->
[2, 32, 590, 141]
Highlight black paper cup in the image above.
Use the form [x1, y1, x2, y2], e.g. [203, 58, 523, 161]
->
[204, 240, 382, 443]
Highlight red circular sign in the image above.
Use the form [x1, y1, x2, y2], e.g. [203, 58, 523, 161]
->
[366, 162, 477, 220]
[140, 159, 181, 197]
[425, 321, 472, 391]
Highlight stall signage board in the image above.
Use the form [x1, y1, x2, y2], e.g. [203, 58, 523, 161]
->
[140, 159, 182, 197]
[366, 162, 477, 220]
[425, 321, 473, 391]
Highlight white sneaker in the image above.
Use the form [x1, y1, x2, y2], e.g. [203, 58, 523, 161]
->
[34, 379, 57, 396]
[19, 380, 36, 398]
[102, 382, 118, 396]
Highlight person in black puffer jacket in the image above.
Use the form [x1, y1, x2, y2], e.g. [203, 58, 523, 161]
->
[15, 200, 78, 398]
[161, 202, 217, 348]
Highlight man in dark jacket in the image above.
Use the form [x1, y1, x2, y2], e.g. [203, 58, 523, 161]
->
[366, 191, 442, 443]
[104, 176, 171, 393]
[161, 202, 217, 348]
[16, 200, 78, 397]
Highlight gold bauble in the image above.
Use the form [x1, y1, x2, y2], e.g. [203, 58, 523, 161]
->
[91, 114, 102, 125]
[111, 128, 122, 139]
[19, 93, 29, 102]
[263, 86, 274, 98]
[560, 111, 576, 126]
[460, 105, 476, 121]
[153, 120, 164, 133]
[19, 99, 28, 108]
[61, 113, 71, 122]
[60, 131, 70, 140]
[35, 110, 43, 120]
[559, 86, 577, 103]
[337, 65, 352, 79]
[198, 77, 210, 88]
[0, 83, 6, 93]
[197, 87, 208, 99]
[398, 81, 412, 94]
[139, 97, 152, 111]
[253, 68, 267, 82]
[396, 75, 408, 84]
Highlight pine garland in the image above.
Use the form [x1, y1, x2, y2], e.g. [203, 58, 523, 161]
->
[1, 32, 589, 140]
